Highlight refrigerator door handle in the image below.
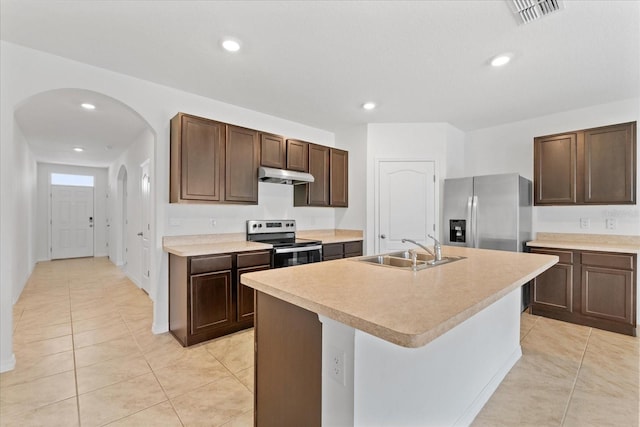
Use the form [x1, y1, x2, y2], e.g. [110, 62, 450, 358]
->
[471, 195, 479, 248]
[466, 196, 473, 247]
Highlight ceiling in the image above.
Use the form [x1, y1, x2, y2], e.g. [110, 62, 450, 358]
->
[2, 1, 639, 166]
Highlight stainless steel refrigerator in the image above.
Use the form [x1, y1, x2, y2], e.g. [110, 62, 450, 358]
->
[443, 173, 532, 252]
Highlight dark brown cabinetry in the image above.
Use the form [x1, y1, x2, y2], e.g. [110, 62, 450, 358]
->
[330, 148, 349, 207]
[286, 139, 309, 172]
[534, 121, 636, 205]
[322, 240, 363, 261]
[225, 125, 259, 203]
[170, 113, 225, 202]
[294, 145, 349, 207]
[170, 114, 259, 204]
[255, 291, 322, 427]
[531, 247, 636, 336]
[260, 133, 286, 169]
[169, 250, 271, 346]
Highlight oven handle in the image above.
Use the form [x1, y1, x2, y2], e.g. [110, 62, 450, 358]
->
[273, 245, 323, 254]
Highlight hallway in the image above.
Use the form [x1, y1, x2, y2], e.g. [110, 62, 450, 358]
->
[1, 257, 253, 426]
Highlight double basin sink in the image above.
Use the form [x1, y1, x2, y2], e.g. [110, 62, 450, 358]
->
[356, 251, 464, 271]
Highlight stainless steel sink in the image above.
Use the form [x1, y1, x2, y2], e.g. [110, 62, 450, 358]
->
[356, 251, 465, 271]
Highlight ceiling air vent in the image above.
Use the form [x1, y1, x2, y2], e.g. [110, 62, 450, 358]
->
[508, 0, 564, 25]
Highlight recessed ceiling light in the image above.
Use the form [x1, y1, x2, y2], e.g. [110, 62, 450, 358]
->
[362, 102, 376, 110]
[73, 147, 84, 152]
[490, 53, 513, 67]
[221, 38, 241, 52]
[81, 103, 96, 110]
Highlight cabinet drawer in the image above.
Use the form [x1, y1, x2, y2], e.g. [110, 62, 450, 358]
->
[190, 254, 232, 274]
[237, 251, 272, 268]
[531, 248, 573, 264]
[581, 252, 635, 270]
[344, 241, 363, 255]
[322, 243, 343, 257]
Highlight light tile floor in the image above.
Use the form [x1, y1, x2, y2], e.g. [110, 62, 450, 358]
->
[1, 257, 253, 427]
[1, 257, 638, 426]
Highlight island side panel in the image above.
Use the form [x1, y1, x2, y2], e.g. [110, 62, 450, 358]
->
[255, 291, 322, 427]
[169, 254, 188, 345]
[352, 287, 522, 426]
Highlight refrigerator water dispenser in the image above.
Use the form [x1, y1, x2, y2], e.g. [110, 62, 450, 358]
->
[449, 220, 466, 243]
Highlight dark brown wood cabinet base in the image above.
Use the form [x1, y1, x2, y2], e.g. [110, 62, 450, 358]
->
[531, 248, 636, 336]
[255, 291, 322, 427]
[322, 240, 363, 261]
[169, 250, 270, 346]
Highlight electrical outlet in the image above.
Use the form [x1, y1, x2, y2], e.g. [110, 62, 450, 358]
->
[209, 218, 217, 227]
[580, 218, 590, 229]
[606, 218, 617, 230]
[328, 345, 345, 386]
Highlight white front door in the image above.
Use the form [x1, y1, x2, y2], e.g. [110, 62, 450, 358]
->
[140, 160, 151, 294]
[51, 185, 94, 259]
[377, 161, 436, 253]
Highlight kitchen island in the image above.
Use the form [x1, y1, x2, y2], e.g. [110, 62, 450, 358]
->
[241, 246, 557, 426]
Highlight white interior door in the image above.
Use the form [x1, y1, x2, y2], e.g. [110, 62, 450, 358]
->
[51, 185, 94, 259]
[377, 161, 436, 253]
[140, 160, 151, 294]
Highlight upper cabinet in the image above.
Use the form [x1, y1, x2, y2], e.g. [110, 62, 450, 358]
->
[260, 133, 286, 169]
[294, 145, 348, 207]
[170, 112, 348, 207]
[170, 113, 258, 204]
[170, 113, 225, 203]
[286, 139, 309, 172]
[534, 121, 636, 205]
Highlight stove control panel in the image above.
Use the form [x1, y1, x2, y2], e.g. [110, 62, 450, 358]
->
[247, 220, 296, 234]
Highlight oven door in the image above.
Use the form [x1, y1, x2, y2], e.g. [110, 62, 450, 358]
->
[272, 245, 323, 268]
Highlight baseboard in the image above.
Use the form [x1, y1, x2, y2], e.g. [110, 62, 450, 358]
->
[453, 345, 522, 426]
[152, 322, 169, 335]
[0, 353, 16, 373]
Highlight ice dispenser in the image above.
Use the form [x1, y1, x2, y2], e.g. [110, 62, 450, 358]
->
[449, 220, 466, 243]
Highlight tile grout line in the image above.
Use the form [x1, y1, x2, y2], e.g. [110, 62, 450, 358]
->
[560, 326, 592, 426]
[69, 280, 83, 427]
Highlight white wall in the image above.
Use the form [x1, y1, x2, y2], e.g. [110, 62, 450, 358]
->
[0, 40, 338, 370]
[466, 98, 640, 236]
[365, 123, 465, 255]
[36, 163, 109, 261]
[108, 128, 154, 286]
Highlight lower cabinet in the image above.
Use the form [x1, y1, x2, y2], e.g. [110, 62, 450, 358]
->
[169, 250, 271, 346]
[531, 248, 636, 336]
[322, 240, 363, 261]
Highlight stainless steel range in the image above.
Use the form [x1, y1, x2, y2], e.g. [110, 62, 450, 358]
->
[246, 220, 322, 268]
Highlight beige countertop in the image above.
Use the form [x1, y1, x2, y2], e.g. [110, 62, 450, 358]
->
[241, 246, 557, 348]
[162, 229, 363, 256]
[297, 229, 363, 244]
[527, 232, 640, 254]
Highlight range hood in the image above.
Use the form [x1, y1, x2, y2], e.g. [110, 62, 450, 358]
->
[258, 166, 314, 185]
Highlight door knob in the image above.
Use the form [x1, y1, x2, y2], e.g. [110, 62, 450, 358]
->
[137, 232, 143, 236]
[380, 234, 387, 239]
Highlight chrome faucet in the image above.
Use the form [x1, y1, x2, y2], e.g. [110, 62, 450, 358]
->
[401, 234, 442, 262]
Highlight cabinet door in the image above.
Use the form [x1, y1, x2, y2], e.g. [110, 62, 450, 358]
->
[534, 133, 577, 205]
[344, 241, 363, 258]
[307, 144, 330, 206]
[581, 266, 634, 325]
[533, 263, 574, 312]
[260, 133, 286, 169]
[226, 125, 259, 203]
[583, 122, 636, 204]
[190, 271, 233, 336]
[330, 148, 348, 207]
[173, 114, 225, 202]
[237, 264, 269, 322]
[286, 139, 309, 172]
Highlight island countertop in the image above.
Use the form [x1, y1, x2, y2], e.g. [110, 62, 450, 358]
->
[241, 246, 558, 348]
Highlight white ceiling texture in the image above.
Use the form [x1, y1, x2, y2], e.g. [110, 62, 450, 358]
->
[1, 1, 639, 167]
